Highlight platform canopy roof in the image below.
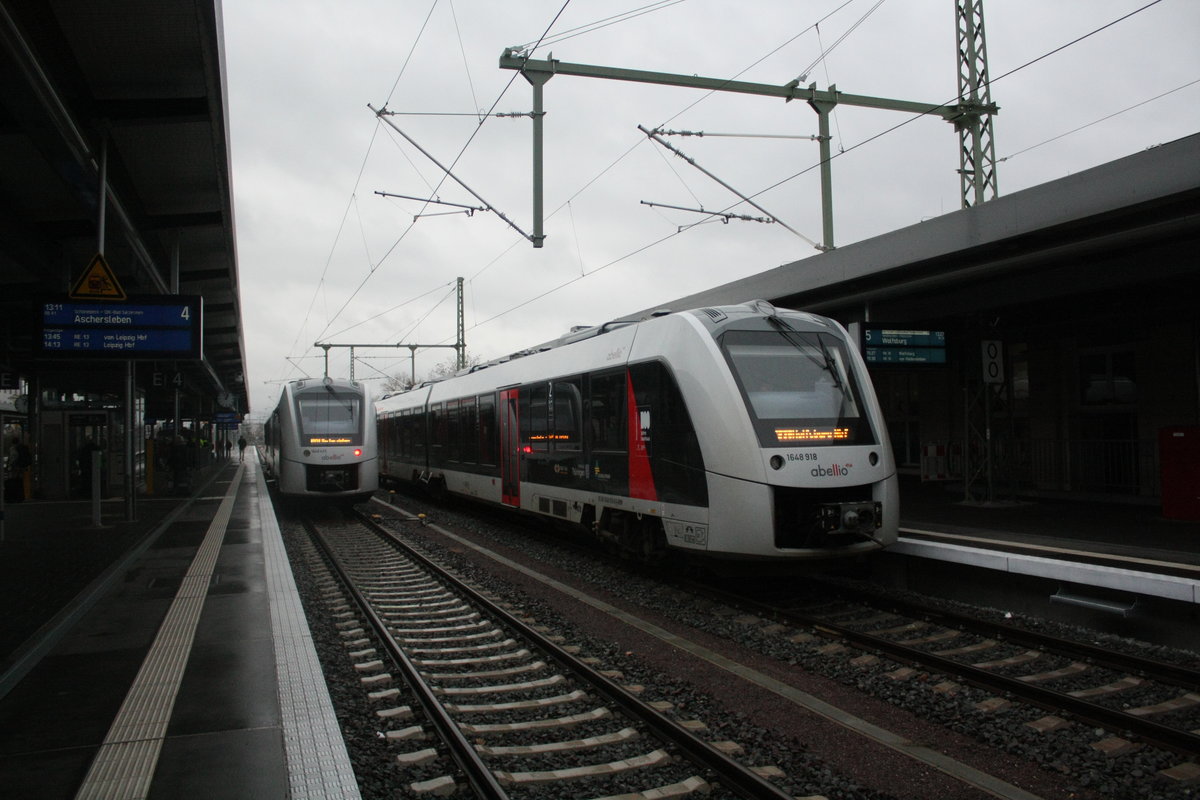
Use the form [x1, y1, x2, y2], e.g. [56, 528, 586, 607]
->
[653, 133, 1200, 323]
[0, 1, 246, 411]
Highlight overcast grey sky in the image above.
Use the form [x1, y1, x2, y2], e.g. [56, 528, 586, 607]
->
[222, 0, 1200, 416]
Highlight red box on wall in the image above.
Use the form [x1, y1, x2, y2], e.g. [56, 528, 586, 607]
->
[1160, 427, 1200, 521]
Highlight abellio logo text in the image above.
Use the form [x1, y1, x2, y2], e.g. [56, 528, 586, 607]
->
[811, 463, 852, 477]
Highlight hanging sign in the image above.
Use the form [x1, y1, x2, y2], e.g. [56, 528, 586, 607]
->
[861, 326, 947, 365]
[37, 295, 203, 360]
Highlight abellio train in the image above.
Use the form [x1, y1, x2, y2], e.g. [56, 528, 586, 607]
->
[376, 301, 898, 565]
[263, 377, 378, 503]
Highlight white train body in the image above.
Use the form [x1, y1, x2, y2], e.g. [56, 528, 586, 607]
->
[263, 377, 378, 501]
[377, 301, 898, 563]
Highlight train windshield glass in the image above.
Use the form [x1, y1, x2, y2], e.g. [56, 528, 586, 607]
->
[721, 329, 876, 447]
[296, 390, 362, 445]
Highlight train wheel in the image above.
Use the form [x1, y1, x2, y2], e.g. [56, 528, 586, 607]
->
[608, 512, 666, 565]
[636, 517, 667, 565]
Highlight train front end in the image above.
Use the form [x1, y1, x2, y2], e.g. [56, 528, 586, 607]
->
[679, 302, 898, 560]
[280, 379, 378, 501]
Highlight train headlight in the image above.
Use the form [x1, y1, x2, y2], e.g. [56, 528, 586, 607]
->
[869, 451, 879, 466]
[354, 448, 362, 457]
[769, 455, 785, 470]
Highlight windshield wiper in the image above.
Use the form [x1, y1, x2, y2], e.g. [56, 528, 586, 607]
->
[765, 314, 843, 391]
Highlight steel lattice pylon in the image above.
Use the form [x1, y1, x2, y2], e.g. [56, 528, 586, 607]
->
[956, 0, 999, 207]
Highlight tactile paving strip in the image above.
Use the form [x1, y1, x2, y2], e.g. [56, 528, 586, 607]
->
[75, 466, 244, 800]
[255, 459, 362, 799]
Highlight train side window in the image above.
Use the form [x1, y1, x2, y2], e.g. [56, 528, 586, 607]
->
[430, 403, 445, 457]
[460, 396, 479, 463]
[402, 409, 414, 458]
[552, 380, 582, 452]
[478, 395, 497, 466]
[447, 399, 462, 462]
[587, 371, 626, 452]
[413, 408, 427, 457]
[522, 384, 549, 452]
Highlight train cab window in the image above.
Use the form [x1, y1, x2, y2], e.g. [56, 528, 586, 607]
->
[720, 329, 875, 447]
[551, 380, 582, 452]
[295, 389, 362, 445]
[587, 371, 626, 452]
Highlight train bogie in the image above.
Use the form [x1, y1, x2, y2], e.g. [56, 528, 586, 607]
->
[376, 301, 897, 564]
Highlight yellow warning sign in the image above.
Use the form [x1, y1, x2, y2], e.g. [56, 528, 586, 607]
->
[70, 253, 126, 300]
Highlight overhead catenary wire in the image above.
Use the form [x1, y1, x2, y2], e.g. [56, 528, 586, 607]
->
[324, 280, 454, 341]
[511, 0, 688, 53]
[998, 76, 1200, 163]
[370, 104, 536, 242]
[282, 0, 442, 380]
[462, 0, 1174, 339]
[298, 0, 1175, 388]
[737, 0, 1170, 208]
[399, 1, 861, 341]
[304, 2, 573, 356]
[639, 124, 820, 248]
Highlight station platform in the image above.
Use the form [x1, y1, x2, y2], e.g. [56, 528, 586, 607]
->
[889, 476, 1200, 628]
[896, 475, 1200, 569]
[0, 456, 359, 799]
[0, 466, 1194, 798]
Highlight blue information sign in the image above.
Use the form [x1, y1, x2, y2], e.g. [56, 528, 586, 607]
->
[37, 295, 202, 359]
[862, 327, 947, 366]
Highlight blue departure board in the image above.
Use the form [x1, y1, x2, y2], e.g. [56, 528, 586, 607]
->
[38, 296, 203, 359]
[862, 327, 947, 365]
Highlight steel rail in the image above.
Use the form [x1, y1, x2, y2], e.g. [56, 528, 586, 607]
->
[354, 510, 797, 800]
[819, 581, 1200, 692]
[694, 583, 1200, 757]
[301, 517, 510, 800]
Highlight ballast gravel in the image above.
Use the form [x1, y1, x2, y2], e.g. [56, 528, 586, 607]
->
[283, 496, 1199, 800]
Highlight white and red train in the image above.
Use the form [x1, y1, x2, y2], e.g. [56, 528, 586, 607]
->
[375, 301, 898, 565]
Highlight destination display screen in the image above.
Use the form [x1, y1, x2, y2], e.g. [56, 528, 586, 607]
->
[774, 427, 852, 443]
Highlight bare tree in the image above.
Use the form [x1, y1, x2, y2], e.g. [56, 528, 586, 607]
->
[382, 352, 482, 397]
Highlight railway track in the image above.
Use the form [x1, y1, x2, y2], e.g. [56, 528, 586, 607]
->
[296, 509, 797, 799]
[377, 488, 1200, 759]
[700, 581, 1200, 758]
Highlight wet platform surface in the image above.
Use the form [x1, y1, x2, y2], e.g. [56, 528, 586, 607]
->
[0, 456, 358, 799]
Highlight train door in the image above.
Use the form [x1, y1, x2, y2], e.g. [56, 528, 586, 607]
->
[499, 388, 520, 506]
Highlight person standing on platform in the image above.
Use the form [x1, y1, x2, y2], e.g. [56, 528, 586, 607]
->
[237, 435, 247, 462]
[224, 439, 233, 460]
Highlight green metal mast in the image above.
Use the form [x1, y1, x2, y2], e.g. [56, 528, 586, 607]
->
[501, 36, 997, 250]
[956, 0, 999, 206]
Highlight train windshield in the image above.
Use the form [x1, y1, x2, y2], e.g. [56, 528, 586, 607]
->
[721, 328, 877, 447]
[295, 390, 362, 446]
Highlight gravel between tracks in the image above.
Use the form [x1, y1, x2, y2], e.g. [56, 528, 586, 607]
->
[285, 496, 1199, 800]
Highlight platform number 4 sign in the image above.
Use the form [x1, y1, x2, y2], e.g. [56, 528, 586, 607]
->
[981, 340, 1004, 385]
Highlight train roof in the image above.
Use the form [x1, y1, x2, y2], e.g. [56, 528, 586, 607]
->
[378, 301, 834, 402]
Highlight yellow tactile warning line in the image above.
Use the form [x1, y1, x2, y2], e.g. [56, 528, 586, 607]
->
[75, 465, 243, 800]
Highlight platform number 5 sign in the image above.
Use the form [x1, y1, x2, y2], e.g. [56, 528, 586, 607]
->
[981, 340, 1004, 385]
